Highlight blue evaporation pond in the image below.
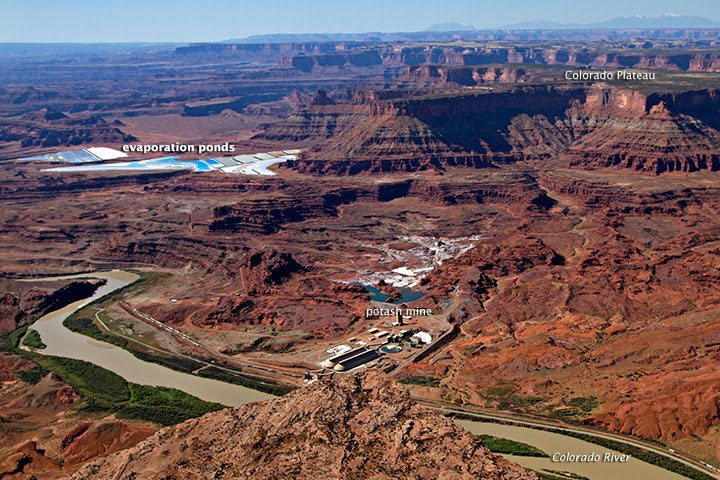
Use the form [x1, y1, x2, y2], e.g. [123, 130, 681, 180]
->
[192, 160, 214, 171]
[144, 158, 215, 172]
[363, 285, 424, 304]
[143, 156, 179, 165]
[143, 157, 191, 169]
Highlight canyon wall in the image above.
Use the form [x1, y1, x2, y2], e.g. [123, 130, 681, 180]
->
[271, 85, 720, 175]
[177, 42, 720, 73]
[277, 46, 720, 73]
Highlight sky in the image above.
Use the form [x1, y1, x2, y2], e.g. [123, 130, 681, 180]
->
[1, 0, 719, 43]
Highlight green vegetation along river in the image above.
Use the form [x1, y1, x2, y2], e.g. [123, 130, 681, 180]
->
[27, 270, 272, 406]
[459, 420, 688, 480]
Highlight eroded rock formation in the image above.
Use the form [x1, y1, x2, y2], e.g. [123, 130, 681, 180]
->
[70, 372, 536, 480]
[262, 84, 720, 176]
[0, 279, 104, 334]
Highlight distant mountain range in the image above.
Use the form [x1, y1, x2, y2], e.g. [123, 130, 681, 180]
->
[424, 22, 477, 32]
[498, 14, 720, 30]
[228, 14, 720, 44]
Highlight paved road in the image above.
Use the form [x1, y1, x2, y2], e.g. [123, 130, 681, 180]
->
[417, 399, 718, 479]
[388, 325, 456, 377]
[93, 308, 288, 388]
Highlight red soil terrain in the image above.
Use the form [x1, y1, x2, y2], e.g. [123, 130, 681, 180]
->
[191, 247, 369, 336]
[0, 354, 155, 479]
[416, 171, 720, 454]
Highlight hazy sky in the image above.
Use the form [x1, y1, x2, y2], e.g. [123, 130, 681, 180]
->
[2, 0, 719, 42]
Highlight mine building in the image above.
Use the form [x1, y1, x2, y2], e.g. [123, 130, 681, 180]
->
[321, 346, 368, 369]
[387, 333, 402, 343]
[412, 331, 433, 344]
[333, 349, 381, 372]
[388, 329, 414, 343]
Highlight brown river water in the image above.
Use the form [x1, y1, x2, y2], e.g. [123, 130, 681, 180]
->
[28, 270, 271, 406]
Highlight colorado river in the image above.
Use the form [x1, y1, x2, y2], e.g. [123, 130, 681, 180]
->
[27, 270, 272, 406]
[458, 420, 687, 480]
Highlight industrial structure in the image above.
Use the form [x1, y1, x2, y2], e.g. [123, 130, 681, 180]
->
[321, 346, 369, 369]
[319, 345, 384, 372]
[332, 349, 381, 372]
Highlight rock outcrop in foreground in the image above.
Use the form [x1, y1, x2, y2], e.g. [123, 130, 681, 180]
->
[71, 372, 536, 480]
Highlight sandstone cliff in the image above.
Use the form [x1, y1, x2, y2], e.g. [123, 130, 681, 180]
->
[0, 279, 104, 334]
[565, 87, 720, 173]
[268, 43, 720, 74]
[262, 84, 720, 175]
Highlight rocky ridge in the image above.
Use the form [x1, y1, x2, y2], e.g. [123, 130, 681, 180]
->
[0, 110, 136, 149]
[71, 372, 536, 480]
